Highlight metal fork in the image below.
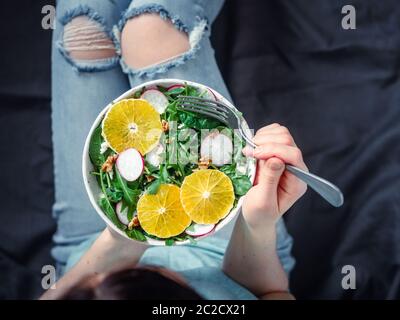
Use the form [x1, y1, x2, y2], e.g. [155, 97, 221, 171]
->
[177, 95, 344, 207]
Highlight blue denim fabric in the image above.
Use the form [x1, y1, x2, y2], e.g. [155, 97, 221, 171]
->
[52, 0, 131, 275]
[64, 219, 293, 299]
[52, 0, 295, 296]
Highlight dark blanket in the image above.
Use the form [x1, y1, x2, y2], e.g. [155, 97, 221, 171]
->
[212, 0, 400, 299]
[0, 0, 56, 299]
[0, 0, 399, 299]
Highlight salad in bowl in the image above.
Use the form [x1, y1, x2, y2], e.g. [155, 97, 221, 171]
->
[82, 79, 255, 245]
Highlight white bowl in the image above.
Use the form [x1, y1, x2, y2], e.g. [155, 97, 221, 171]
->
[82, 79, 256, 245]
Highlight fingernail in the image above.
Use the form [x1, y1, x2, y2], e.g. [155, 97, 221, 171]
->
[254, 146, 263, 155]
[242, 146, 253, 156]
[269, 159, 284, 170]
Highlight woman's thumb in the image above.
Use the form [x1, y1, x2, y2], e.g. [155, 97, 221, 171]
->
[257, 157, 285, 192]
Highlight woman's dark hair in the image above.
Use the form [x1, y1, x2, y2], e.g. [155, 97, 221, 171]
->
[61, 267, 203, 300]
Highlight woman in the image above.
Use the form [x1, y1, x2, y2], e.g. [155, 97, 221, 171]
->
[44, 0, 307, 299]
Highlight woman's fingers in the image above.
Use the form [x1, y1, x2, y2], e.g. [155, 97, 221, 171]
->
[244, 123, 306, 170]
[245, 143, 307, 171]
[252, 132, 295, 147]
[243, 123, 308, 217]
[255, 123, 281, 135]
[254, 143, 305, 168]
[255, 123, 290, 136]
[254, 124, 297, 147]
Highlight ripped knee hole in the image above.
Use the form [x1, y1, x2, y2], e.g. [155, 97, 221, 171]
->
[63, 16, 116, 61]
[120, 13, 190, 69]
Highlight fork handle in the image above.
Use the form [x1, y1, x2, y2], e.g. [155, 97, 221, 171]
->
[240, 128, 344, 207]
[285, 165, 344, 207]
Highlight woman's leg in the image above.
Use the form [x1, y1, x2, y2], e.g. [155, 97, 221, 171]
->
[114, 0, 230, 98]
[52, 0, 131, 273]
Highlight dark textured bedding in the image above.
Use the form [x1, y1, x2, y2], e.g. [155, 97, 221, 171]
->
[0, 0, 56, 299]
[0, 0, 399, 299]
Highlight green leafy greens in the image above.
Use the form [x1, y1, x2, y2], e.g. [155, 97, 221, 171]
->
[89, 125, 105, 168]
[220, 163, 252, 197]
[88, 84, 252, 244]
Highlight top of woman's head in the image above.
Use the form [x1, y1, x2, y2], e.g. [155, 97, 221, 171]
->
[61, 267, 203, 300]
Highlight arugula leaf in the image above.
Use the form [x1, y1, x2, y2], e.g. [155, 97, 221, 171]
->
[220, 163, 252, 196]
[169, 234, 196, 244]
[156, 85, 168, 93]
[146, 164, 170, 194]
[105, 186, 123, 203]
[89, 125, 105, 168]
[185, 85, 200, 97]
[146, 178, 161, 195]
[115, 168, 141, 206]
[126, 228, 146, 241]
[144, 161, 159, 174]
[127, 206, 135, 221]
[220, 163, 236, 176]
[127, 175, 143, 190]
[166, 101, 179, 121]
[165, 87, 185, 96]
[161, 165, 170, 181]
[98, 196, 124, 229]
[133, 87, 145, 98]
[231, 176, 252, 196]
[99, 170, 124, 229]
[177, 161, 187, 179]
[120, 200, 136, 221]
[141, 229, 195, 244]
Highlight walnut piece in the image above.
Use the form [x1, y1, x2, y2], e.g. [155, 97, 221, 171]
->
[162, 120, 169, 132]
[101, 154, 118, 173]
[198, 157, 212, 170]
[128, 216, 140, 230]
[146, 175, 155, 182]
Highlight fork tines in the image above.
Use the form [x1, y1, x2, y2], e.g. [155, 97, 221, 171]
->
[176, 95, 230, 123]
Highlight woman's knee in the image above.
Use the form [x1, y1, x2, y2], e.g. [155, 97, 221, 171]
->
[63, 16, 117, 61]
[120, 13, 190, 69]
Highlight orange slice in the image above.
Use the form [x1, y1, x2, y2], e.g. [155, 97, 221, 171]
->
[102, 99, 162, 155]
[137, 184, 191, 238]
[180, 169, 235, 224]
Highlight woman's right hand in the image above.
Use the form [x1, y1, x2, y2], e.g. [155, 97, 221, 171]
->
[241, 123, 308, 232]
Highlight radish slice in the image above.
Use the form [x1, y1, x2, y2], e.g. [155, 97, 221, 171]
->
[116, 148, 144, 182]
[145, 85, 158, 90]
[185, 223, 215, 237]
[167, 84, 184, 91]
[146, 143, 165, 168]
[115, 201, 130, 225]
[202, 87, 217, 101]
[140, 89, 169, 114]
[200, 132, 233, 167]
